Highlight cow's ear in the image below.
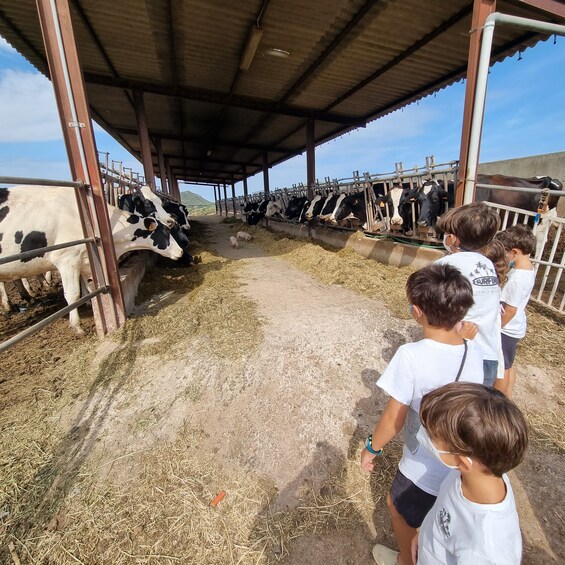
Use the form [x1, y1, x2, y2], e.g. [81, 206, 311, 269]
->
[379, 201, 386, 208]
[144, 218, 158, 232]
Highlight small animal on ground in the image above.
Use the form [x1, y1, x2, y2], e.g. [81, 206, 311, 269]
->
[236, 231, 252, 241]
[229, 236, 239, 248]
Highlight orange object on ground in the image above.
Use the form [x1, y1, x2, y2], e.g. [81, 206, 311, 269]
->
[211, 491, 226, 507]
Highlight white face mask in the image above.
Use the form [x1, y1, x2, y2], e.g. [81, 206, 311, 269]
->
[416, 427, 472, 469]
[442, 233, 454, 254]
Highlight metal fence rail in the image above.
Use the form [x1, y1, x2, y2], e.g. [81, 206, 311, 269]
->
[484, 201, 564, 314]
[0, 179, 111, 352]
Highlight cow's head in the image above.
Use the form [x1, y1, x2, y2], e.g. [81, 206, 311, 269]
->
[305, 195, 323, 220]
[416, 181, 447, 227]
[265, 198, 285, 218]
[117, 212, 183, 259]
[333, 192, 366, 225]
[139, 186, 176, 228]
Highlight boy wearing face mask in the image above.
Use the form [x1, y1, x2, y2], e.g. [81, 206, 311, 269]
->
[413, 382, 527, 564]
[361, 264, 484, 565]
[435, 202, 502, 387]
[493, 224, 536, 398]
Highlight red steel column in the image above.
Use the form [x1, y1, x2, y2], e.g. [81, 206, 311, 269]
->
[231, 175, 237, 216]
[262, 152, 270, 196]
[213, 185, 218, 214]
[456, 0, 496, 206]
[133, 90, 155, 190]
[36, 0, 125, 335]
[242, 166, 248, 201]
[306, 118, 315, 200]
[155, 138, 168, 193]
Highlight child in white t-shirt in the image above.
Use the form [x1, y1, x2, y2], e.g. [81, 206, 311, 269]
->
[435, 202, 502, 387]
[494, 224, 537, 398]
[361, 264, 484, 565]
[413, 382, 527, 565]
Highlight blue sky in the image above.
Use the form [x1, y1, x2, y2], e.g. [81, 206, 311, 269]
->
[1, 34, 563, 202]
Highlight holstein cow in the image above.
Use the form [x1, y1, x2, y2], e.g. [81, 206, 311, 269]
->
[415, 179, 452, 229]
[318, 193, 342, 223]
[246, 200, 269, 225]
[284, 196, 309, 221]
[265, 196, 286, 219]
[304, 194, 326, 221]
[162, 200, 191, 231]
[0, 186, 183, 333]
[331, 191, 368, 229]
[118, 186, 176, 227]
[379, 184, 415, 234]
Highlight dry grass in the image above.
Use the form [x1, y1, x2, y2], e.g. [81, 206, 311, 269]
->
[525, 411, 565, 454]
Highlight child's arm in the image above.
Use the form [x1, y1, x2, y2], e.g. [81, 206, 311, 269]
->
[360, 397, 409, 472]
[501, 302, 517, 327]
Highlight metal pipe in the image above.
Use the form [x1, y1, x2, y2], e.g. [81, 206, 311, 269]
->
[0, 176, 82, 187]
[476, 183, 564, 196]
[0, 286, 106, 354]
[464, 12, 565, 203]
[0, 237, 95, 266]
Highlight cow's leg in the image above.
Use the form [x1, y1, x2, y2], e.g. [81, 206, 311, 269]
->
[0, 283, 11, 312]
[14, 278, 34, 301]
[39, 271, 53, 288]
[59, 264, 84, 335]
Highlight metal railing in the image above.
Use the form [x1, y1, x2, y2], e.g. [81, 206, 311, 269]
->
[483, 200, 564, 314]
[0, 178, 110, 353]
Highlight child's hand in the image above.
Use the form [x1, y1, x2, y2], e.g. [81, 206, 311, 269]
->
[456, 321, 478, 340]
[360, 447, 376, 473]
[411, 534, 419, 564]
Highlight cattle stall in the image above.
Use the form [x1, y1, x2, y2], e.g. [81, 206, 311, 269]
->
[240, 155, 458, 245]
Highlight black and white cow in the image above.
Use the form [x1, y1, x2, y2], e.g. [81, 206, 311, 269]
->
[245, 200, 269, 225]
[331, 191, 368, 228]
[378, 184, 415, 233]
[118, 186, 176, 227]
[304, 194, 326, 221]
[318, 193, 342, 223]
[284, 196, 309, 221]
[162, 200, 191, 231]
[0, 185, 183, 332]
[415, 180, 452, 228]
[265, 196, 286, 219]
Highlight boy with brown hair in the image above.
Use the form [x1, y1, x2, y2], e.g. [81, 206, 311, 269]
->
[413, 382, 528, 564]
[494, 224, 537, 398]
[361, 264, 484, 565]
[435, 202, 502, 387]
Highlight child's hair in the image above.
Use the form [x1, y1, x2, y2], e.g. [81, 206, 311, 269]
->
[420, 382, 528, 477]
[479, 239, 509, 286]
[436, 202, 501, 250]
[495, 224, 537, 256]
[406, 264, 474, 329]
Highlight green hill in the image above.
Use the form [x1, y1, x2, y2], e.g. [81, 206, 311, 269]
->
[180, 190, 212, 207]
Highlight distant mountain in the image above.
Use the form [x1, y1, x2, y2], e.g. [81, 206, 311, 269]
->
[180, 190, 212, 207]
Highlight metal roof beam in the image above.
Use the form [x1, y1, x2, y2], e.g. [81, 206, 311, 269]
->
[513, 0, 565, 18]
[157, 153, 262, 168]
[115, 126, 294, 153]
[83, 72, 363, 125]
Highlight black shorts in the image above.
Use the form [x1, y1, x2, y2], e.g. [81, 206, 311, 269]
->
[501, 333, 520, 369]
[390, 470, 437, 528]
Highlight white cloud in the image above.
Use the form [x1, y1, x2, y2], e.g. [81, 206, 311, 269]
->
[0, 69, 63, 142]
[0, 36, 18, 55]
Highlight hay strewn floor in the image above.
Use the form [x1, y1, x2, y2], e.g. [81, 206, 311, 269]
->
[1, 217, 563, 564]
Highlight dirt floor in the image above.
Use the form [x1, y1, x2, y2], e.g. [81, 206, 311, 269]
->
[0, 216, 563, 564]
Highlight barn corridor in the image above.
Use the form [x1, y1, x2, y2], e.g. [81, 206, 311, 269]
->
[1, 217, 563, 564]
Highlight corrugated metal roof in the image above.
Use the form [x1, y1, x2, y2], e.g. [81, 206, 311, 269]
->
[0, 0, 562, 184]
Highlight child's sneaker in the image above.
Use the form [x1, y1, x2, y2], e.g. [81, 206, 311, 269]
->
[372, 544, 399, 565]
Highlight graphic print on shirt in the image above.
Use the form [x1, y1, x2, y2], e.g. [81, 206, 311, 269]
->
[438, 508, 451, 538]
[468, 260, 498, 287]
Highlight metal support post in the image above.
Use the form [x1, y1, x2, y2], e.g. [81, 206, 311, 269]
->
[242, 166, 248, 202]
[306, 118, 315, 200]
[231, 175, 237, 216]
[213, 185, 218, 214]
[36, 0, 125, 335]
[217, 184, 223, 215]
[132, 90, 155, 190]
[262, 151, 270, 195]
[223, 183, 228, 217]
[155, 138, 168, 193]
[165, 158, 174, 198]
[456, 0, 496, 207]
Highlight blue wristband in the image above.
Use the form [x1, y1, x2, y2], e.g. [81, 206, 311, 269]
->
[365, 435, 383, 456]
